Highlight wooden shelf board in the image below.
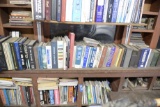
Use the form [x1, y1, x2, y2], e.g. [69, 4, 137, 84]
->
[152, 87, 160, 90]
[41, 103, 77, 106]
[123, 87, 148, 91]
[1, 67, 160, 78]
[82, 104, 102, 106]
[132, 29, 154, 33]
[0, 4, 31, 8]
[143, 11, 159, 15]
[41, 20, 147, 26]
[3, 23, 33, 28]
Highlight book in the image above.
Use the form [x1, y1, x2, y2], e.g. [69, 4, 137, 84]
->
[45, 0, 52, 20]
[111, 0, 120, 22]
[33, 0, 44, 20]
[46, 42, 52, 69]
[95, 0, 104, 22]
[72, 0, 82, 22]
[54, 89, 60, 104]
[51, 38, 58, 68]
[51, 0, 57, 20]
[61, 0, 67, 22]
[56, 0, 62, 21]
[65, 0, 73, 21]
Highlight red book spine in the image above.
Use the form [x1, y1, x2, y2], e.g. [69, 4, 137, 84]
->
[68, 32, 75, 68]
[45, 0, 52, 20]
[68, 86, 73, 103]
[0, 89, 6, 105]
[54, 89, 60, 105]
[61, 0, 66, 22]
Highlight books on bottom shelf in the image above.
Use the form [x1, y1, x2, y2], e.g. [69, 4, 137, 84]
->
[38, 78, 78, 105]
[82, 80, 111, 105]
[0, 78, 35, 106]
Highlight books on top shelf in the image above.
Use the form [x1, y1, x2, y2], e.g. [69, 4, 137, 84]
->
[32, 0, 144, 23]
[0, 77, 35, 106]
[1, 33, 160, 71]
[38, 78, 78, 105]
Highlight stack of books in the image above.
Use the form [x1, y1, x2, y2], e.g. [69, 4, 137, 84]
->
[1, 33, 160, 71]
[129, 33, 146, 46]
[0, 78, 35, 106]
[33, 0, 144, 23]
[38, 78, 78, 105]
[82, 80, 111, 105]
[9, 11, 32, 26]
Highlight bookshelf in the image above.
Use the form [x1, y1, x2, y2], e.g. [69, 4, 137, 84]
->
[0, 0, 160, 107]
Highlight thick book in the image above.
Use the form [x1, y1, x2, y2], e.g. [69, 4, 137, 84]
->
[146, 49, 154, 68]
[61, 0, 67, 22]
[37, 42, 43, 69]
[103, 45, 111, 67]
[51, 38, 58, 68]
[98, 46, 107, 68]
[111, 0, 120, 22]
[120, 44, 127, 67]
[49, 90, 54, 104]
[18, 37, 28, 70]
[57, 37, 64, 69]
[68, 86, 73, 103]
[88, 47, 97, 68]
[56, 0, 62, 21]
[51, 0, 57, 20]
[72, 0, 82, 22]
[46, 42, 52, 69]
[33, 43, 39, 69]
[65, 0, 73, 21]
[33, 0, 44, 20]
[54, 89, 60, 104]
[150, 50, 160, 67]
[0, 36, 11, 71]
[106, 0, 114, 22]
[106, 45, 116, 67]
[45, 0, 52, 20]
[95, 0, 104, 22]
[82, 46, 90, 68]
[42, 43, 47, 69]
[27, 40, 37, 69]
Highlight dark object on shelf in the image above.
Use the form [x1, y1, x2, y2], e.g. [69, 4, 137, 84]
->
[147, 18, 155, 30]
[156, 37, 160, 48]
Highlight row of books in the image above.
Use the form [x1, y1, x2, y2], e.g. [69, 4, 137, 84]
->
[0, 78, 35, 106]
[1, 34, 160, 71]
[9, 11, 32, 26]
[82, 80, 111, 105]
[33, 0, 143, 23]
[38, 78, 78, 105]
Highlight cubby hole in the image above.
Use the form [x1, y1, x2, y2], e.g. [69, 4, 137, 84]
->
[0, 77, 36, 106]
[153, 77, 160, 90]
[143, 0, 160, 12]
[122, 77, 152, 91]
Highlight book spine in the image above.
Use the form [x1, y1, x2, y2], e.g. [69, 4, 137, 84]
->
[45, 0, 52, 20]
[3, 89, 10, 106]
[120, 48, 127, 67]
[116, 0, 124, 22]
[0, 90, 6, 105]
[57, 0, 62, 21]
[25, 86, 31, 106]
[125, 0, 135, 23]
[39, 91, 44, 105]
[121, 0, 129, 22]
[57, 41, 64, 69]
[46, 46, 52, 69]
[129, 50, 138, 68]
[19, 43, 26, 70]
[24, 44, 30, 69]
[42, 90, 47, 104]
[72, 0, 82, 22]
[103, 47, 111, 67]
[14, 42, 22, 70]
[88, 47, 97, 68]
[89, 0, 96, 22]
[49, 90, 54, 104]
[146, 50, 154, 67]
[37, 46, 43, 69]
[0, 43, 8, 70]
[150, 52, 160, 67]
[65, 0, 73, 21]
[51, 41, 58, 68]
[103, 0, 109, 22]
[87, 47, 93, 68]
[68, 86, 73, 103]
[75, 45, 83, 68]
[111, 0, 120, 22]
[106, 0, 114, 22]
[95, 0, 104, 22]
[42, 46, 47, 69]
[73, 86, 78, 102]
[106, 46, 116, 67]
[85, 0, 91, 22]
[10, 43, 19, 70]
[81, 0, 86, 22]
[33, 0, 44, 20]
[28, 46, 36, 69]
[54, 89, 60, 104]
[51, 0, 57, 20]
[61, 0, 66, 22]
[138, 49, 150, 68]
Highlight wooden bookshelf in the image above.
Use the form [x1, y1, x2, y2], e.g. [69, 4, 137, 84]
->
[143, 11, 159, 15]
[0, 4, 31, 8]
[3, 23, 33, 28]
[131, 29, 154, 33]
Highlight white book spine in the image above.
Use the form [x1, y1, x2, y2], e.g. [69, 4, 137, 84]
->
[85, 0, 91, 22]
[81, 0, 86, 22]
[116, 0, 125, 22]
[57, 41, 64, 69]
[125, 0, 135, 23]
[120, 0, 129, 22]
[65, 0, 73, 21]
[80, 46, 85, 68]
[96, 46, 104, 68]
[63, 39, 67, 70]
[145, 49, 152, 68]
[7, 43, 15, 70]
[93, 47, 99, 68]
[103, 0, 109, 22]
[46, 45, 52, 69]
[72, 46, 76, 68]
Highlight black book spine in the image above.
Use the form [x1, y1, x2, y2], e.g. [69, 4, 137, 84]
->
[56, 0, 61, 22]
[19, 43, 26, 69]
[106, 0, 114, 22]
[28, 46, 36, 69]
[0, 43, 8, 70]
[24, 44, 30, 69]
[51, 0, 57, 20]
[33, 0, 44, 20]
[10, 43, 19, 70]
[129, 50, 138, 68]
[134, 49, 142, 68]
[25, 86, 31, 106]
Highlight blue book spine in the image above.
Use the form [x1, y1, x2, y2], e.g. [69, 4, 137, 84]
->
[95, 0, 104, 22]
[42, 46, 47, 69]
[51, 41, 58, 68]
[82, 46, 90, 68]
[88, 47, 97, 68]
[72, 0, 82, 22]
[87, 47, 94, 67]
[106, 46, 116, 67]
[56, 0, 61, 21]
[138, 48, 150, 68]
[75, 46, 83, 66]
[14, 42, 22, 70]
[37, 46, 43, 69]
[93, 86, 97, 103]
[49, 90, 54, 104]
[111, 0, 120, 22]
[3, 89, 10, 106]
